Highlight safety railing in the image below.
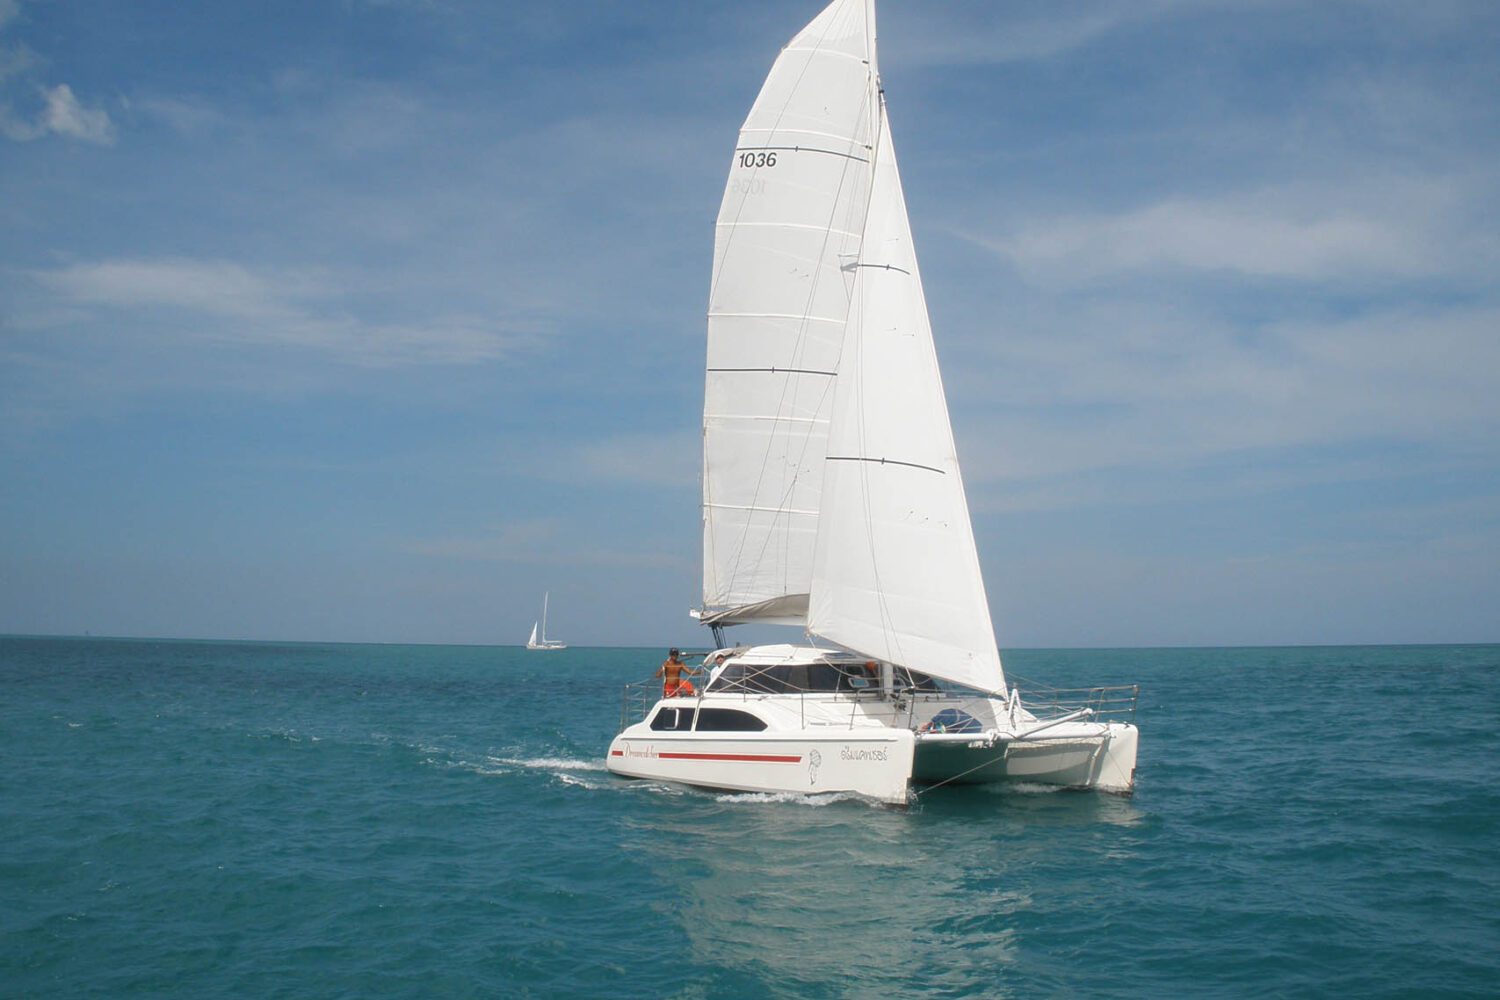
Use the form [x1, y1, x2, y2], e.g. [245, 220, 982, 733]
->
[620, 678, 666, 733]
[1009, 676, 1140, 724]
[618, 671, 1140, 731]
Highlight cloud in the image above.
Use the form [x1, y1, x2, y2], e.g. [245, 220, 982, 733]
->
[405, 518, 688, 570]
[2, 82, 115, 144]
[889, 0, 1183, 66]
[39, 83, 113, 143]
[127, 94, 226, 134]
[571, 431, 700, 488]
[2, 4, 114, 144]
[27, 257, 523, 367]
[958, 176, 1481, 286]
[951, 299, 1500, 503]
[39, 258, 290, 317]
[885, 0, 1307, 67]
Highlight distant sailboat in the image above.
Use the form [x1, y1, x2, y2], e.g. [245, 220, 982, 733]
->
[526, 592, 567, 651]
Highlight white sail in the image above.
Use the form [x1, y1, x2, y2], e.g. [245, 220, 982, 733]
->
[701, 0, 880, 625]
[527, 622, 539, 647]
[807, 102, 1006, 695]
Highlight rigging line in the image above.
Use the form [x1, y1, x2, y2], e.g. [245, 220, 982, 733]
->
[826, 455, 946, 475]
[854, 262, 912, 275]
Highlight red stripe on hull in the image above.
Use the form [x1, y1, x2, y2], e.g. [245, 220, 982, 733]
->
[658, 751, 802, 764]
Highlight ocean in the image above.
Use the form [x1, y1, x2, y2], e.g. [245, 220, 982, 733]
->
[3, 637, 1496, 998]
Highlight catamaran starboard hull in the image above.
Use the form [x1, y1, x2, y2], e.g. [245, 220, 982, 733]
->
[912, 722, 1138, 793]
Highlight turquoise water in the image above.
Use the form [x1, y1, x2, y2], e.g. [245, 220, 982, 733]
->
[3, 637, 1497, 998]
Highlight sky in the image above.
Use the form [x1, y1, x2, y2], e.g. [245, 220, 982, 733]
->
[2, 0, 1496, 649]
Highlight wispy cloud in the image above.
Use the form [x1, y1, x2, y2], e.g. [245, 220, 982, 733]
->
[1, 5, 115, 144]
[889, 0, 1186, 66]
[571, 431, 700, 489]
[26, 257, 527, 367]
[1, 82, 114, 143]
[958, 176, 1484, 286]
[405, 518, 688, 570]
[952, 299, 1500, 497]
[126, 93, 226, 134]
[884, 0, 1315, 67]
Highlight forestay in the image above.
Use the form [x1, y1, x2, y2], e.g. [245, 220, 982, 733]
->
[806, 104, 1007, 695]
[701, 0, 880, 624]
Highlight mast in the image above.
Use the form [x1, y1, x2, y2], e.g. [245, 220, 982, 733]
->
[541, 591, 549, 642]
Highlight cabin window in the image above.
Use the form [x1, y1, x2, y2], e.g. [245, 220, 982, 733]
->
[694, 708, 767, 732]
[650, 707, 697, 731]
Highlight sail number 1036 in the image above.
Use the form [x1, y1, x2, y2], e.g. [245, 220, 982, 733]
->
[738, 151, 778, 168]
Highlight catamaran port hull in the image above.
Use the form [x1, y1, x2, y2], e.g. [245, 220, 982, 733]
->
[607, 730, 917, 806]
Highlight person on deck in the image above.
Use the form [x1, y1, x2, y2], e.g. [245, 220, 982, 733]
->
[657, 648, 701, 698]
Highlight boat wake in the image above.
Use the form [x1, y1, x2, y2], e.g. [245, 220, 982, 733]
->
[485, 755, 608, 773]
[987, 782, 1068, 795]
[712, 790, 885, 809]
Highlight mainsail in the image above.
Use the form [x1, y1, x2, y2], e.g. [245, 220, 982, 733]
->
[807, 101, 1006, 694]
[701, 0, 880, 625]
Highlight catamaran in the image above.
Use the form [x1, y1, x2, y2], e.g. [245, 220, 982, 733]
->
[606, 0, 1138, 805]
[525, 592, 567, 651]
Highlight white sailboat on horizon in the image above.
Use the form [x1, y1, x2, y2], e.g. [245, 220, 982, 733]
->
[525, 592, 567, 651]
[606, 0, 1139, 804]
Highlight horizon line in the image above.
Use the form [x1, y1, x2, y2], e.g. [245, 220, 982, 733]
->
[2, 631, 1495, 653]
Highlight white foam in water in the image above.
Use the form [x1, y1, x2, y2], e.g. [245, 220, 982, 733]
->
[555, 772, 613, 790]
[978, 781, 1067, 796]
[486, 756, 607, 773]
[712, 790, 871, 808]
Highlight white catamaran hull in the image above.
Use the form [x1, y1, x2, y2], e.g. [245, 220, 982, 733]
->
[608, 722, 1135, 803]
[608, 727, 916, 805]
[607, 653, 1138, 804]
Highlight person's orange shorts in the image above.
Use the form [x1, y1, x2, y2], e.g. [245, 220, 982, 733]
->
[664, 679, 696, 698]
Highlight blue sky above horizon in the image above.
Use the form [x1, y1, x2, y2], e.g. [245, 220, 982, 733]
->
[2, 0, 1496, 648]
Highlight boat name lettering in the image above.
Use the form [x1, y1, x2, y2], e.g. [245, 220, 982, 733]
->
[840, 746, 889, 763]
[625, 744, 657, 759]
